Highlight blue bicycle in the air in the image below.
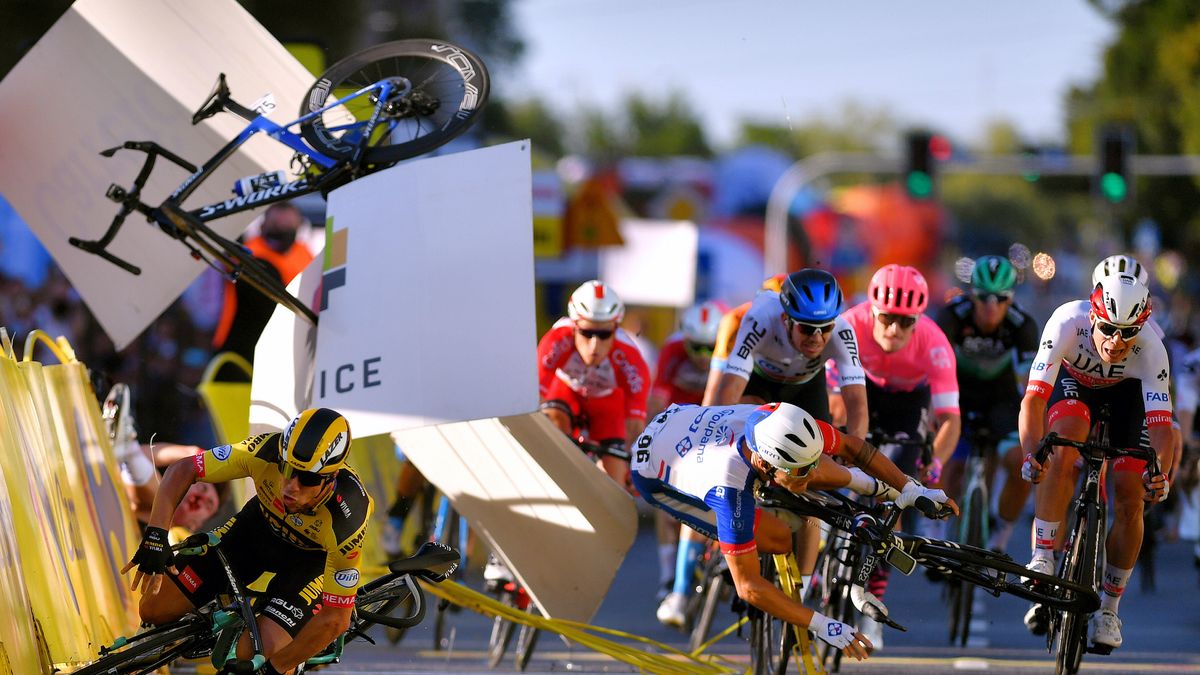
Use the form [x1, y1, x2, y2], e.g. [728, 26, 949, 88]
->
[69, 39, 489, 322]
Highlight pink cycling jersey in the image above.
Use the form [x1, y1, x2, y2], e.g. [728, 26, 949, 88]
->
[842, 301, 960, 416]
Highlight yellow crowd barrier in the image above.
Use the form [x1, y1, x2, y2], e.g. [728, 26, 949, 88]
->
[0, 328, 143, 672]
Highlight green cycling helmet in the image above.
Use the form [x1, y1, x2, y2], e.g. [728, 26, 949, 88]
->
[970, 255, 1017, 294]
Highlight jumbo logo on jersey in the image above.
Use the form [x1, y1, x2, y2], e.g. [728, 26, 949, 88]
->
[334, 568, 360, 588]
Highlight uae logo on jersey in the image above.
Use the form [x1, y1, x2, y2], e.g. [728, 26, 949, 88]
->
[675, 437, 693, 458]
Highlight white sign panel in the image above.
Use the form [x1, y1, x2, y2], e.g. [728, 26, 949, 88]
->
[598, 219, 697, 308]
[248, 257, 323, 435]
[0, 0, 313, 348]
[315, 141, 538, 437]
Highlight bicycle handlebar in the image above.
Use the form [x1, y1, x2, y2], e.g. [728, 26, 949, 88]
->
[1035, 432, 1162, 477]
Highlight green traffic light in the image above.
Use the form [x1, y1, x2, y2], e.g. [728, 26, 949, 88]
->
[1100, 171, 1127, 202]
[907, 171, 933, 199]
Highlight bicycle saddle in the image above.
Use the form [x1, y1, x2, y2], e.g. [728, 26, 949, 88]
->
[388, 541, 460, 581]
[192, 73, 231, 125]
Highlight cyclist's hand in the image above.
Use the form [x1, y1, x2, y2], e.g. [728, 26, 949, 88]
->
[121, 526, 176, 594]
[1021, 453, 1045, 483]
[808, 611, 870, 660]
[895, 479, 959, 516]
[258, 660, 284, 675]
[1142, 470, 1170, 503]
[917, 457, 943, 485]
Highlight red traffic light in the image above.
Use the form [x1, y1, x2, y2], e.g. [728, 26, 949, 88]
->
[929, 134, 952, 161]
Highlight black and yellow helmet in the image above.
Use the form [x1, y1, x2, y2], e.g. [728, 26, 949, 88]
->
[281, 407, 351, 476]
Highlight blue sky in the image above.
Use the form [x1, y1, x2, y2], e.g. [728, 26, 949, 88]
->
[504, 0, 1115, 149]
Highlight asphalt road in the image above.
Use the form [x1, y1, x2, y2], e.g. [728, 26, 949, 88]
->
[315, 508, 1200, 674]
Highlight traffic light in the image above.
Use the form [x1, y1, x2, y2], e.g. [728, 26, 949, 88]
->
[1096, 125, 1134, 204]
[904, 130, 947, 200]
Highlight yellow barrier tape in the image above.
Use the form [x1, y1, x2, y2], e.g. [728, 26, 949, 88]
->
[687, 616, 746, 658]
[412, 575, 741, 674]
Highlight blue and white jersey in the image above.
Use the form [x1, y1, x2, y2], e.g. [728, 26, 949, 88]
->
[631, 404, 761, 555]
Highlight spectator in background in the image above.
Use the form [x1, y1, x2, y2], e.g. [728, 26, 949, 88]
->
[212, 202, 313, 374]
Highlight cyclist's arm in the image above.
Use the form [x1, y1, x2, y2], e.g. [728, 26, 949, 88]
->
[1148, 424, 1175, 477]
[834, 432, 909, 492]
[143, 456, 200, 530]
[1018, 393, 1048, 459]
[840, 384, 868, 439]
[264, 604, 352, 673]
[708, 370, 750, 406]
[931, 411, 961, 466]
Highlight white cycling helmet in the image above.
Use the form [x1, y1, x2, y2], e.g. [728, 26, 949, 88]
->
[568, 280, 625, 323]
[1090, 273, 1152, 326]
[1092, 254, 1148, 287]
[681, 300, 725, 345]
[745, 402, 824, 473]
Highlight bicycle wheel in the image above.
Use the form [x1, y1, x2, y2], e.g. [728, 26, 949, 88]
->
[514, 608, 541, 671]
[72, 620, 210, 675]
[1054, 503, 1100, 675]
[431, 503, 459, 651]
[688, 570, 728, 652]
[951, 485, 987, 646]
[749, 557, 791, 675]
[300, 39, 490, 166]
[487, 589, 518, 668]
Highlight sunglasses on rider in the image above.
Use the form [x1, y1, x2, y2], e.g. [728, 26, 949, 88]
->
[684, 341, 715, 358]
[281, 463, 332, 487]
[972, 290, 1013, 303]
[787, 317, 836, 336]
[1094, 320, 1142, 340]
[777, 459, 819, 479]
[874, 311, 918, 329]
[576, 327, 615, 340]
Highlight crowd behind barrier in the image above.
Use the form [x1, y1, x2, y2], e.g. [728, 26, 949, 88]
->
[0, 330, 142, 673]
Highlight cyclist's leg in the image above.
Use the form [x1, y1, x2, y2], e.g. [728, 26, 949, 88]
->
[1031, 378, 1091, 560]
[138, 573, 199, 626]
[942, 435, 971, 502]
[992, 431, 1028, 551]
[654, 510, 681, 599]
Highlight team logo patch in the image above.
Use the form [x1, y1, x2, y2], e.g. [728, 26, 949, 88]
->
[179, 565, 201, 592]
[212, 444, 231, 461]
[675, 437, 693, 458]
[289, 515, 304, 527]
[828, 623, 843, 637]
[334, 569, 360, 588]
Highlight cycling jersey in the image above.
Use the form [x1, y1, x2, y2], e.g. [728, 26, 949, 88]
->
[651, 332, 709, 406]
[1026, 301, 1172, 428]
[936, 294, 1039, 387]
[713, 292, 864, 388]
[193, 433, 373, 607]
[843, 301, 959, 416]
[537, 318, 651, 439]
[630, 404, 840, 555]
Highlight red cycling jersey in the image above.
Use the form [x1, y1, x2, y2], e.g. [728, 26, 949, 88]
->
[651, 332, 709, 406]
[537, 318, 651, 441]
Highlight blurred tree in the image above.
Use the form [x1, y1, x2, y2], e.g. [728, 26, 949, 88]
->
[568, 91, 711, 159]
[486, 97, 566, 157]
[735, 101, 897, 156]
[1070, 0, 1200, 249]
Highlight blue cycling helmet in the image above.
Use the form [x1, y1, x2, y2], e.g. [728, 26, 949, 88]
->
[779, 269, 844, 322]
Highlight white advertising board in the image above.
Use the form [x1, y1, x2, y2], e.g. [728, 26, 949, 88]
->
[0, 0, 313, 348]
[392, 412, 637, 623]
[315, 141, 538, 437]
[598, 219, 698, 308]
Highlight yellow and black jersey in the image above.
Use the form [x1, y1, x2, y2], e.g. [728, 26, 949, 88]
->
[193, 433, 374, 606]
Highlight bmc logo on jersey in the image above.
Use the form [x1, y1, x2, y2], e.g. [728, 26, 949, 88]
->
[212, 445, 231, 461]
[334, 569, 360, 588]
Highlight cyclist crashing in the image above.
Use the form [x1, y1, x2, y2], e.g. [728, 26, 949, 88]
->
[123, 407, 372, 675]
[631, 401, 957, 660]
[1019, 272, 1173, 651]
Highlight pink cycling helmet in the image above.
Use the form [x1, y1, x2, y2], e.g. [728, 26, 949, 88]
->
[868, 264, 929, 315]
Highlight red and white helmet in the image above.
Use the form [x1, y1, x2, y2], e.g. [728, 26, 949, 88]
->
[681, 301, 726, 345]
[868, 264, 928, 315]
[568, 280, 625, 323]
[1092, 254, 1148, 287]
[1090, 273, 1152, 326]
